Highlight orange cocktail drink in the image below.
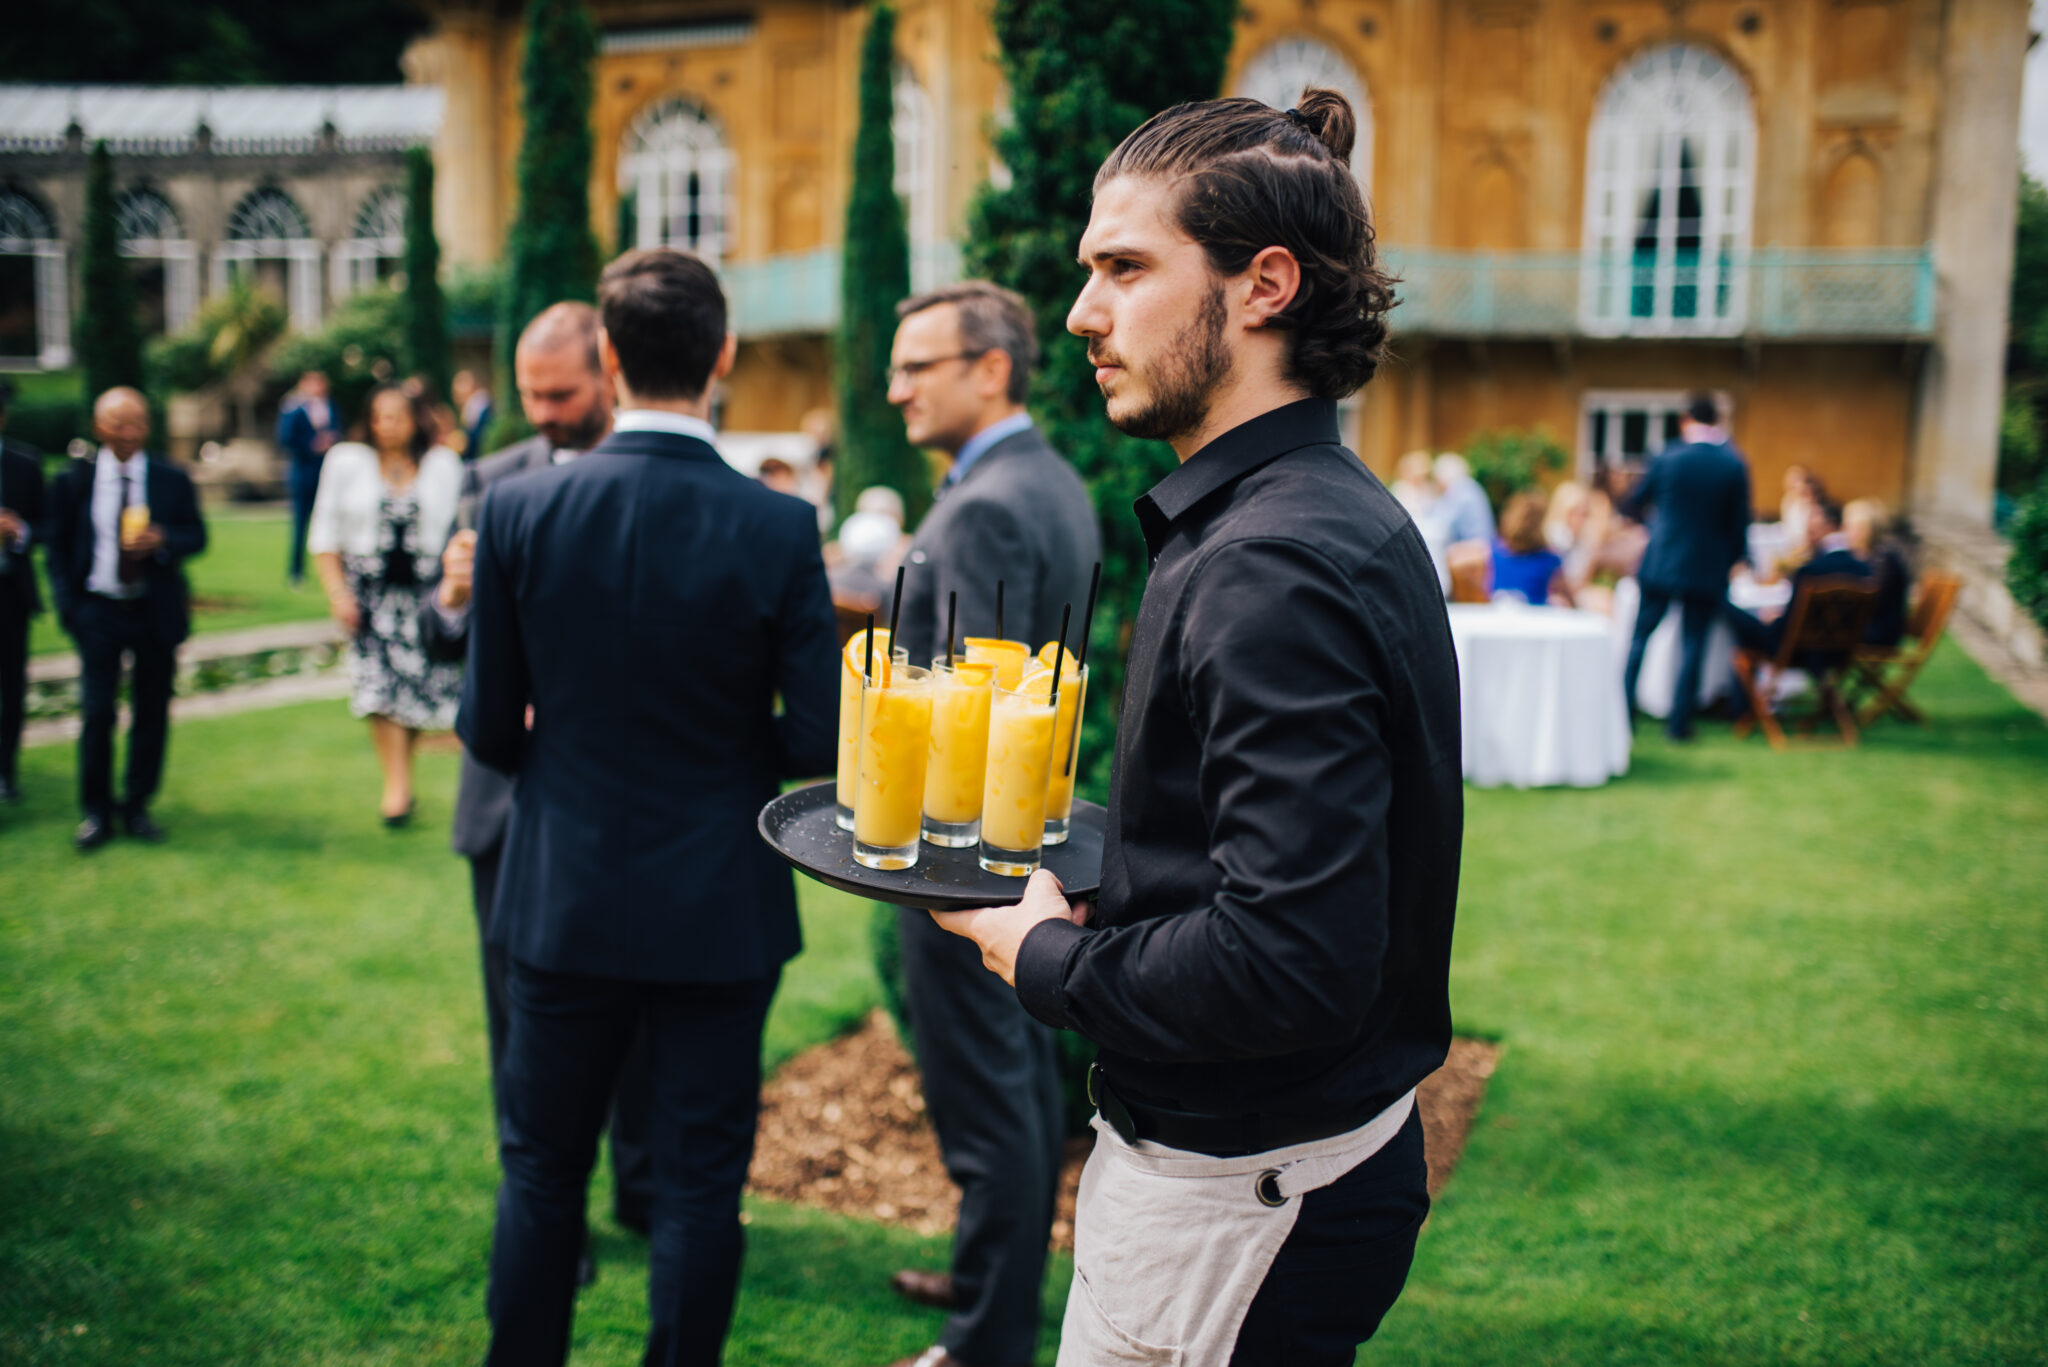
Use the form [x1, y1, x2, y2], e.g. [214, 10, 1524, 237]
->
[1032, 645, 1088, 846]
[835, 629, 903, 830]
[978, 672, 1057, 876]
[854, 663, 932, 870]
[963, 636, 1031, 689]
[922, 658, 995, 847]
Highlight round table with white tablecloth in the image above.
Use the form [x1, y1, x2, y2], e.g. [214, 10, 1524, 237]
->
[1445, 603, 1631, 789]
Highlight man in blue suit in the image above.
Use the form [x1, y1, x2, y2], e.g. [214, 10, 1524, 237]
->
[458, 248, 840, 1365]
[276, 369, 338, 586]
[1620, 393, 1754, 741]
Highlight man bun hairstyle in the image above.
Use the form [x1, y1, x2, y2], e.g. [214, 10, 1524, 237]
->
[1097, 86, 1394, 400]
[597, 248, 727, 400]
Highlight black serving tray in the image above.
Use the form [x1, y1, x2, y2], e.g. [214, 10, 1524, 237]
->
[759, 780, 1104, 911]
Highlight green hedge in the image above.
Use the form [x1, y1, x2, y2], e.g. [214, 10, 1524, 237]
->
[2008, 478, 2048, 634]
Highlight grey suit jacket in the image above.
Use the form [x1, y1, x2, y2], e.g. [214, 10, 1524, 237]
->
[894, 424, 1100, 669]
[418, 434, 556, 859]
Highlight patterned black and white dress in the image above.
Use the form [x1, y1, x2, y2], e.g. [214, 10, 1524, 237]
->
[342, 488, 461, 728]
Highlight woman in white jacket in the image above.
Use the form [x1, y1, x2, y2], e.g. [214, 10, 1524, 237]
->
[309, 383, 465, 825]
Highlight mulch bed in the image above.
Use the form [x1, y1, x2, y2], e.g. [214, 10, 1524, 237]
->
[748, 1011, 1498, 1251]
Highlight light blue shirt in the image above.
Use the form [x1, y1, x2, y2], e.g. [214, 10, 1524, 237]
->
[941, 412, 1034, 492]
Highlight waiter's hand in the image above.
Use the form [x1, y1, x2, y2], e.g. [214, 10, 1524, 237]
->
[0, 508, 23, 544]
[929, 869, 1091, 985]
[439, 530, 478, 610]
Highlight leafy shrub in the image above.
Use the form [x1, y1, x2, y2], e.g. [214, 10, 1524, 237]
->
[2007, 479, 2048, 634]
[145, 278, 287, 395]
[5, 388, 88, 456]
[1998, 390, 2045, 497]
[1463, 426, 1569, 512]
[269, 284, 410, 434]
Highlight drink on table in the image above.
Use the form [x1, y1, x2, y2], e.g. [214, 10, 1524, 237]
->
[963, 636, 1031, 689]
[854, 663, 933, 870]
[922, 657, 995, 847]
[978, 671, 1058, 877]
[1034, 644, 1088, 846]
[835, 628, 904, 831]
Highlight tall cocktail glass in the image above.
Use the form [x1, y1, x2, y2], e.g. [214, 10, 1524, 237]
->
[922, 657, 995, 847]
[963, 636, 1031, 689]
[854, 663, 932, 870]
[978, 674, 1057, 876]
[1041, 659, 1087, 846]
[835, 629, 903, 830]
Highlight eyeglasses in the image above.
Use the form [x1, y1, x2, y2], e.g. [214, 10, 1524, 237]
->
[885, 350, 989, 385]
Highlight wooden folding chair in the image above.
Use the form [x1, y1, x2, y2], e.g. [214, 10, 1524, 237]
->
[1731, 576, 1880, 751]
[1846, 570, 1961, 727]
[1447, 543, 1492, 604]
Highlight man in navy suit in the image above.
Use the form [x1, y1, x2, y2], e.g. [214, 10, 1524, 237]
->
[1620, 393, 1753, 740]
[459, 248, 840, 1365]
[47, 388, 208, 850]
[276, 369, 338, 586]
[0, 379, 48, 803]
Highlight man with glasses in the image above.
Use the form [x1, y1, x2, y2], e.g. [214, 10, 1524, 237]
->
[879, 281, 1098, 1367]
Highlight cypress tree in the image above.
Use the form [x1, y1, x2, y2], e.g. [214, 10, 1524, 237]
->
[493, 0, 600, 445]
[403, 145, 452, 404]
[833, 2, 928, 528]
[76, 139, 145, 403]
[966, 0, 1237, 797]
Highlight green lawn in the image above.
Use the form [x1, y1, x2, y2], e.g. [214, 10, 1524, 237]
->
[2, 643, 2043, 1363]
[28, 508, 331, 657]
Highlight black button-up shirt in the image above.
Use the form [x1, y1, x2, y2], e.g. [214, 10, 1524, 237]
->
[1014, 398, 1463, 1122]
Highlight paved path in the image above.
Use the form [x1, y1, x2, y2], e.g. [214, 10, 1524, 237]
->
[23, 670, 351, 748]
[29, 618, 342, 685]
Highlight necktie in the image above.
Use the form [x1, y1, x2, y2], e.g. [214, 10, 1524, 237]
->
[117, 465, 144, 586]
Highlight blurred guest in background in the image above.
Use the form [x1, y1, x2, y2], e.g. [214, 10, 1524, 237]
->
[1723, 496, 1870, 659]
[0, 380, 47, 803]
[756, 456, 802, 496]
[277, 369, 340, 587]
[310, 382, 463, 825]
[1432, 452, 1496, 547]
[1620, 392, 1752, 741]
[1490, 489, 1570, 606]
[801, 407, 838, 535]
[1389, 449, 1438, 521]
[453, 370, 495, 458]
[1844, 497, 1911, 646]
[47, 387, 208, 850]
[825, 509, 899, 612]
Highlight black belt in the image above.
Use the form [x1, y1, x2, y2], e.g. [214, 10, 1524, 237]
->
[1087, 1063, 1376, 1159]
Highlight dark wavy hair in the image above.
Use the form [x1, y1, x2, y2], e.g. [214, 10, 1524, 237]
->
[1095, 87, 1395, 400]
[365, 381, 435, 463]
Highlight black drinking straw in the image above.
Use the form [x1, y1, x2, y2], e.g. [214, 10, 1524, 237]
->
[1047, 602, 1072, 720]
[863, 612, 875, 685]
[1064, 561, 1102, 777]
[887, 564, 906, 647]
[996, 580, 1005, 643]
[945, 590, 957, 670]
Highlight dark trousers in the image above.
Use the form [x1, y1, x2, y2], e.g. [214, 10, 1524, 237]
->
[899, 908, 1064, 1366]
[287, 457, 322, 583]
[471, 850, 654, 1227]
[0, 600, 26, 784]
[1228, 1106, 1431, 1365]
[73, 599, 176, 818]
[1623, 588, 1722, 738]
[485, 961, 778, 1367]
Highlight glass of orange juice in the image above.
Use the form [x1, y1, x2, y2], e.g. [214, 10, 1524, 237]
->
[120, 504, 151, 547]
[836, 629, 904, 831]
[978, 672, 1057, 876]
[922, 657, 995, 847]
[963, 636, 1031, 689]
[854, 663, 932, 870]
[1037, 651, 1087, 846]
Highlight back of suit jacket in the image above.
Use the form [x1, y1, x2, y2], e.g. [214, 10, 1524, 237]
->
[1627, 440, 1752, 599]
[457, 428, 840, 983]
[46, 455, 208, 644]
[894, 427, 1101, 666]
[1, 440, 46, 618]
[418, 434, 553, 858]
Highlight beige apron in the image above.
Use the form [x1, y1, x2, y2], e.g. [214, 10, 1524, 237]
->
[1055, 1089, 1417, 1367]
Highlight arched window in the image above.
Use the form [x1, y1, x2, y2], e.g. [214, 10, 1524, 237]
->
[620, 100, 731, 264]
[116, 187, 198, 336]
[218, 186, 323, 328]
[894, 62, 941, 287]
[334, 185, 406, 298]
[1231, 36, 1374, 193]
[0, 188, 69, 367]
[1581, 43, 1755, 335]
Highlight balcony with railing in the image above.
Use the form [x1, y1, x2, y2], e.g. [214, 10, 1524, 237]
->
[1385, 247, 1935, 341]
[723, 241, 963, 339]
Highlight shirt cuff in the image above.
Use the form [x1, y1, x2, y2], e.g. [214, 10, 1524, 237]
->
[431, 596, 470, 634]
[1014, 917, 1088, 1032]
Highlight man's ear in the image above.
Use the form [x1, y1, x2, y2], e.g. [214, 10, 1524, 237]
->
[1242, 245, 1303, 328]
[976, 348, 1014, 402]
[713, 332, 739, 382]
[597, 327, 623, 381]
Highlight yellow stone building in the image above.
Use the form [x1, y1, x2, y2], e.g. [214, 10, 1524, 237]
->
[404, 0, 2031, 523]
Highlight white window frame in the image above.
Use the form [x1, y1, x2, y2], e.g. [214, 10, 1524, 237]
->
[1230, 35, 1374, 195]
[333, 185, 406, 299]
[893, 62, 942, 289]
[1580, 44, 1755, 337]
[1578, 388, 1732, 478]
[219, 187, 322, 330]
[0, 190, 70, 368]
[117, 188, 199, 335]
[620, 99, 732, 265]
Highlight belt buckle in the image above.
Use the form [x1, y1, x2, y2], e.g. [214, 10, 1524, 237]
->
[1089, 1063, 1138, 1146]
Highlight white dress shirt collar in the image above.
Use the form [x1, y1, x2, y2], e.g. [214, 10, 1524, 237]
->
[612, 410, 719, 448]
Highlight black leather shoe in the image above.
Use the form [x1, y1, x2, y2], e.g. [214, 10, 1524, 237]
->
[0, 775, 20, 803]
[889, 1269, 958, 1310]
[121, 808, 167, 842]
[74, 814, 114, 852]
